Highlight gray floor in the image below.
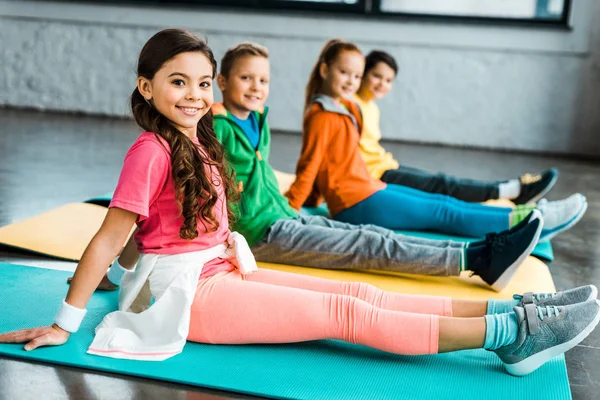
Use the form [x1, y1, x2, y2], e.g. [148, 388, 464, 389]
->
[0, 108, 598, 400]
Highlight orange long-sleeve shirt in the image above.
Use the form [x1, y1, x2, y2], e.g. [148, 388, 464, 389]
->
[286, 96, 386, 216]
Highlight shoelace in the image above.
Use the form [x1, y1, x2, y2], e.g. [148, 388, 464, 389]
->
[469, 232, 512, 277]
[489, 231, 516, 255]
[520, 173, 542, 185]
[535, 293, 558, 301]
[537, 305, 561, 321]
[467, 232, 512, 277]
[523, 303, 562, 334]
[513, 292, 558, 302]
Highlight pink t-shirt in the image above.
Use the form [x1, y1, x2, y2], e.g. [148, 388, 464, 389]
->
[110, 131, 235, 278]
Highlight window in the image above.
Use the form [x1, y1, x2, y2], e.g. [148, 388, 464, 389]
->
[376, 0, 570, 23]
[59, 0, 572, 26]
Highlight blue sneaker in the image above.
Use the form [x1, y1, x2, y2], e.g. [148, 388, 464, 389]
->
[494, 299, 600, 376]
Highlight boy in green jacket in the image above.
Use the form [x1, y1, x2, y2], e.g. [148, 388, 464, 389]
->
[211, 42, 543, 292]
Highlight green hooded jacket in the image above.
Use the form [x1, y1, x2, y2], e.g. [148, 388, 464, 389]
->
[212, 103, 298, 246]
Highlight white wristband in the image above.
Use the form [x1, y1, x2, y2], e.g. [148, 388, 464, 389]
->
[106, 258, 129, 286]
[54, 300, 87, 333]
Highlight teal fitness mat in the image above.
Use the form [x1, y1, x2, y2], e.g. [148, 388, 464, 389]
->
[0, 263, 571, 400]
[85, 193, 554, 262]
[84, 192, 114, 207]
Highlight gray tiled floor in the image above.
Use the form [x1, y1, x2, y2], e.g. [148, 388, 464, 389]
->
[0, 108, 598, 400]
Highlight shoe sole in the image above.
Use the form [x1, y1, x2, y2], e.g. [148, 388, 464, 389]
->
[491, 210, 543, 292]
[522, 172, 559, 205]
[539, 199, 588, 243]
[504, 300, 600, 376]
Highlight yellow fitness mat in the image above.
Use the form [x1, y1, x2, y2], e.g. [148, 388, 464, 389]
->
[259, 260, 555, 300]
[0, 202, 555, 299]
[0, 203, 129, 261]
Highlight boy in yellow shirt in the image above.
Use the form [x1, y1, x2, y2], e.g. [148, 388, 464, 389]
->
[354, 50, 557, 205]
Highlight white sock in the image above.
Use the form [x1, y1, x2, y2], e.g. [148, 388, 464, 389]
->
[498, 179, 521, 199]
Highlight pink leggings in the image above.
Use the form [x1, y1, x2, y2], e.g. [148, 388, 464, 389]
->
[188, 269, 452, 355]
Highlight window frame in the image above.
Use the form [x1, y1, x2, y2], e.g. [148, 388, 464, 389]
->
[54, 0, 573, 28]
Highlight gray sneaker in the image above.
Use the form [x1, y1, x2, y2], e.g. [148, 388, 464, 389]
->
[538, 194, 587, 243]
[514, 285, 598, 307]
[494, 299, 600, 376]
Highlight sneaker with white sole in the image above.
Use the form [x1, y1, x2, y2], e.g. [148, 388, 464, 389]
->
[514, 285, 598, 308]
[494, 299, 600, 376]
[470, 210, 543, 292]
[538, 194, 587, 243]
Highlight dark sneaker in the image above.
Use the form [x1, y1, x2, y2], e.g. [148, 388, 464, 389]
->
[468, 210, 538, 249]
[513, 168, 559, 205]
[494, 299, 600, 376]
[471, 210, 543, 292]
[514, 285, 598, 307]
[538, 194, 587, 243]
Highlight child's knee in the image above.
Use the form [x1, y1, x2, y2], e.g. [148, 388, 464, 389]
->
[344, 281, 380, 302]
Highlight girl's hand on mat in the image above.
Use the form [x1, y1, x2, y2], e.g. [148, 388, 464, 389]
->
[0, 324, 70, 351]
[67, 273, 118, 291]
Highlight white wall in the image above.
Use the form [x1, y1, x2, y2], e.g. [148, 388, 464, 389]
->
[1, 0, 599, 156]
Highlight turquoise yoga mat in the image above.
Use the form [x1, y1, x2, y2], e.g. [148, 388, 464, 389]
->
[85, 193, 554, 262]
[0, 263, 571, 400]
[84, 192, 114, 207]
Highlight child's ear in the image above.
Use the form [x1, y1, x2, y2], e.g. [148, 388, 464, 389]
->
[318, 62, 328, 80]
[216, 74, 227, 92]
[137, 77, 153, 101]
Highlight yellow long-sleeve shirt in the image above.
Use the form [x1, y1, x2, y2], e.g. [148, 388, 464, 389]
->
[353, 95, 399, 179]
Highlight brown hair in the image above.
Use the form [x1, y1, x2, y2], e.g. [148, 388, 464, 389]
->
[304, 39, 361, 110]
[220, 42, 269, 78]
[131, 28, 239, 240]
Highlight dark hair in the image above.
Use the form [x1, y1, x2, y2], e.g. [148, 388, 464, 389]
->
[305, 39, 361, 110]
[220, 42, 269, 78]
[364, 50, 398, 77]
[131, 28, 239, 240]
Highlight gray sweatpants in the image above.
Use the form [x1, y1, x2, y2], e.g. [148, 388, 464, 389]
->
[251, 215, 464, 276]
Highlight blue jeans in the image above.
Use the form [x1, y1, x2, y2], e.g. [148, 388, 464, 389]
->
[381, 165, 500, 203]
[335, 184, 511, 237]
